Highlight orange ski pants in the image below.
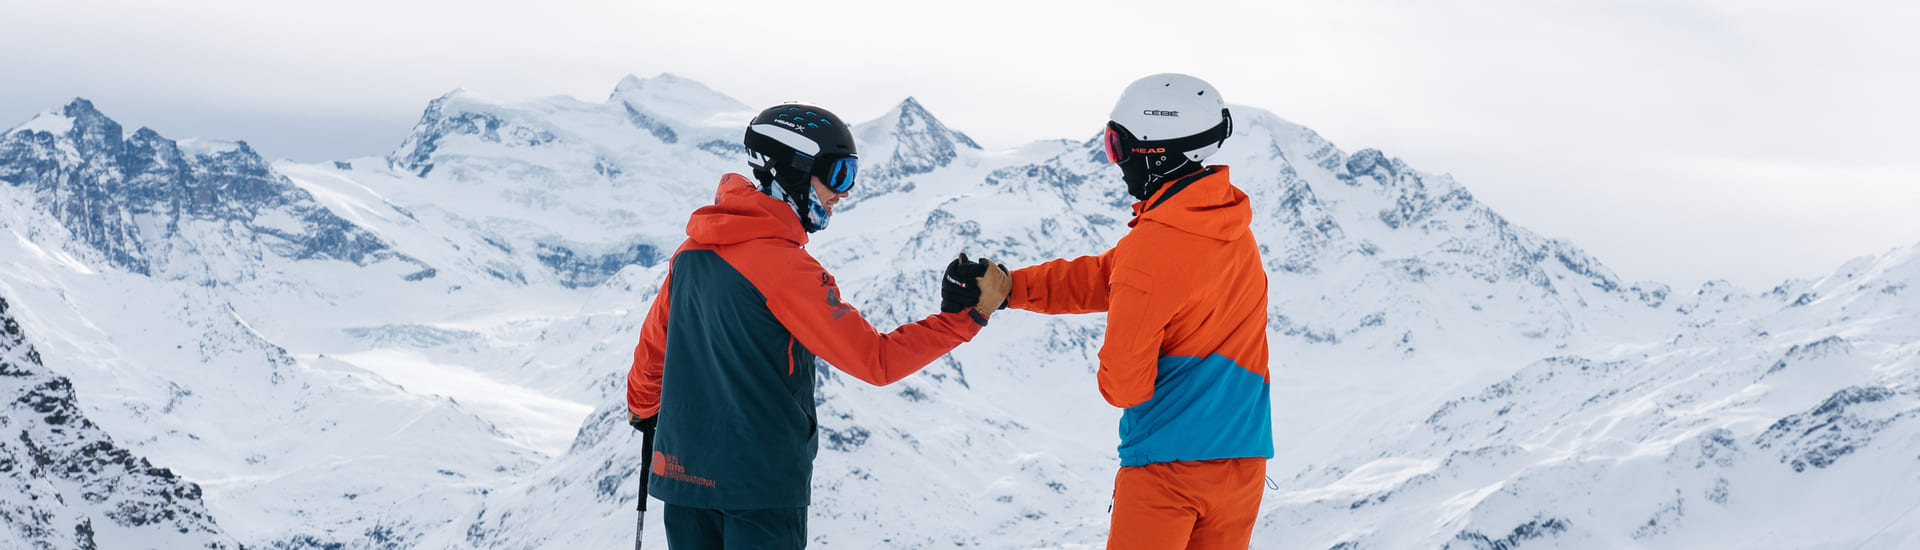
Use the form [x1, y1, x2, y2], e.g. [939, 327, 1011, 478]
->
[1107, 457, 1266, 550]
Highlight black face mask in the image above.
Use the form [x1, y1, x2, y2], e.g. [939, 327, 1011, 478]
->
[1117, 151, 1202, 201]
[1105, 112, 1232, 201]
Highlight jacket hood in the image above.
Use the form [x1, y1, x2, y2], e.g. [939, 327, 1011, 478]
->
[686, 173, 809, 247]
[1129, 166, 1251, 242]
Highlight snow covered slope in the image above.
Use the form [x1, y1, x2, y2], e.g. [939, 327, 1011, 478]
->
[2, 73, 1915, 549]
[0, 294, 242, 549]
[1260, 244, 1920, 549]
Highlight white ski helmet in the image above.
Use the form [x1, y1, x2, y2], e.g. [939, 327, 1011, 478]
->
[1108, 73, 1231, 163]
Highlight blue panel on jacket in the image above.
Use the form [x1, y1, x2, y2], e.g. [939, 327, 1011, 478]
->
[1116, 354, 1274, 467]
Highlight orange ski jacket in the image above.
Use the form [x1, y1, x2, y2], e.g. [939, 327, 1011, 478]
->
[1007, 166, 1273, 466]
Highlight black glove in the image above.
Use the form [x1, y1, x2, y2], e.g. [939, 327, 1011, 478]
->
[941, 253, 988, 313]
[628, 411, 657, 434]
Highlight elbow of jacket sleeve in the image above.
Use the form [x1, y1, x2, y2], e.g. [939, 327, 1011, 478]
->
[1098, 384, 1152, 409]
[1096, 351, 1157, 408]
[628, 400, 659, 418]
[851, 366, 897, 387]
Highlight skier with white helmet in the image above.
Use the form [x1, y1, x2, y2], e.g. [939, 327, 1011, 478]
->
[999, 74, 1273, 549]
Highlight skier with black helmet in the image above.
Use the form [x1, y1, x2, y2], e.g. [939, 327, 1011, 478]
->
[998, 74, 1274, 549]
[624, 103, 1011, 549]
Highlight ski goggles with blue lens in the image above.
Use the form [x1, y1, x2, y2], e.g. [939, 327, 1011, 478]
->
[816, 154, 858, 193]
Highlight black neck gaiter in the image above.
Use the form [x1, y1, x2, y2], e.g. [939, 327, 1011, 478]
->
[1118, 152, 1205, 201]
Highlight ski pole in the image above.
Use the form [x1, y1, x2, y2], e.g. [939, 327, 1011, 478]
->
[636, 425, 655, 550]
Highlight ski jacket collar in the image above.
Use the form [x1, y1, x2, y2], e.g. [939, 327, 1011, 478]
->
[687, 173, 809, 247]
[1128, 165, 1250, 242]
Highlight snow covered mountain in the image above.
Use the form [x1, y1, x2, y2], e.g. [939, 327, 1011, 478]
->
[2, 73, 1915, 549]
[0, 99, 396, 279]
[1, 100, 548, 548]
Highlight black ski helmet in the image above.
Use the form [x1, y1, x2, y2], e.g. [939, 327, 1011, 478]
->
[743, 104, 857, 232]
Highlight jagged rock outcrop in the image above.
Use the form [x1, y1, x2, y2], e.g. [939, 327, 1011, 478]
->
[0, 99, 393, 277]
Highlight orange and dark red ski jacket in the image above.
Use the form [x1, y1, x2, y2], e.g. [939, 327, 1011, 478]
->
[625, 173, 985, 509]
[1008, 166, 1274, 467]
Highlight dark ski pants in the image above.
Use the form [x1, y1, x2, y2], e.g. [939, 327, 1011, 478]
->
[662, 503, 807, 550]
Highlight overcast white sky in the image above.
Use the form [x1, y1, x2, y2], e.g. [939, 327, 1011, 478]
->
[4, 0, 1917, 290]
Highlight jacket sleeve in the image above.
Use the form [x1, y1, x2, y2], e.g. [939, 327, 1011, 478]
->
[1007, 248, 1117, 314]
[625, 271, 671, 418]
[758, 250, 984, 387]
[1095, 239, 1196, 408]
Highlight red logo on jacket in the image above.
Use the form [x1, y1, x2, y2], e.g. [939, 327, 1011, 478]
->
[652, 452, 717, 487]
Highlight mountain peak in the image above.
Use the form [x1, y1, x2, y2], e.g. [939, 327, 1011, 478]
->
[1, 95, 382, 276]
[888, 96, 939, 123]
[863, 96, 981, 150]
[56, 97, 121, 136]
[607, 73, 748, 125]
[61, 97, 99, 117]
[612, 74, 646, 95]
[833, 97, 982, 189]
[610, 72, 701, 97]
[16, 97, 125, 149]
[428, 87, 492, 109]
